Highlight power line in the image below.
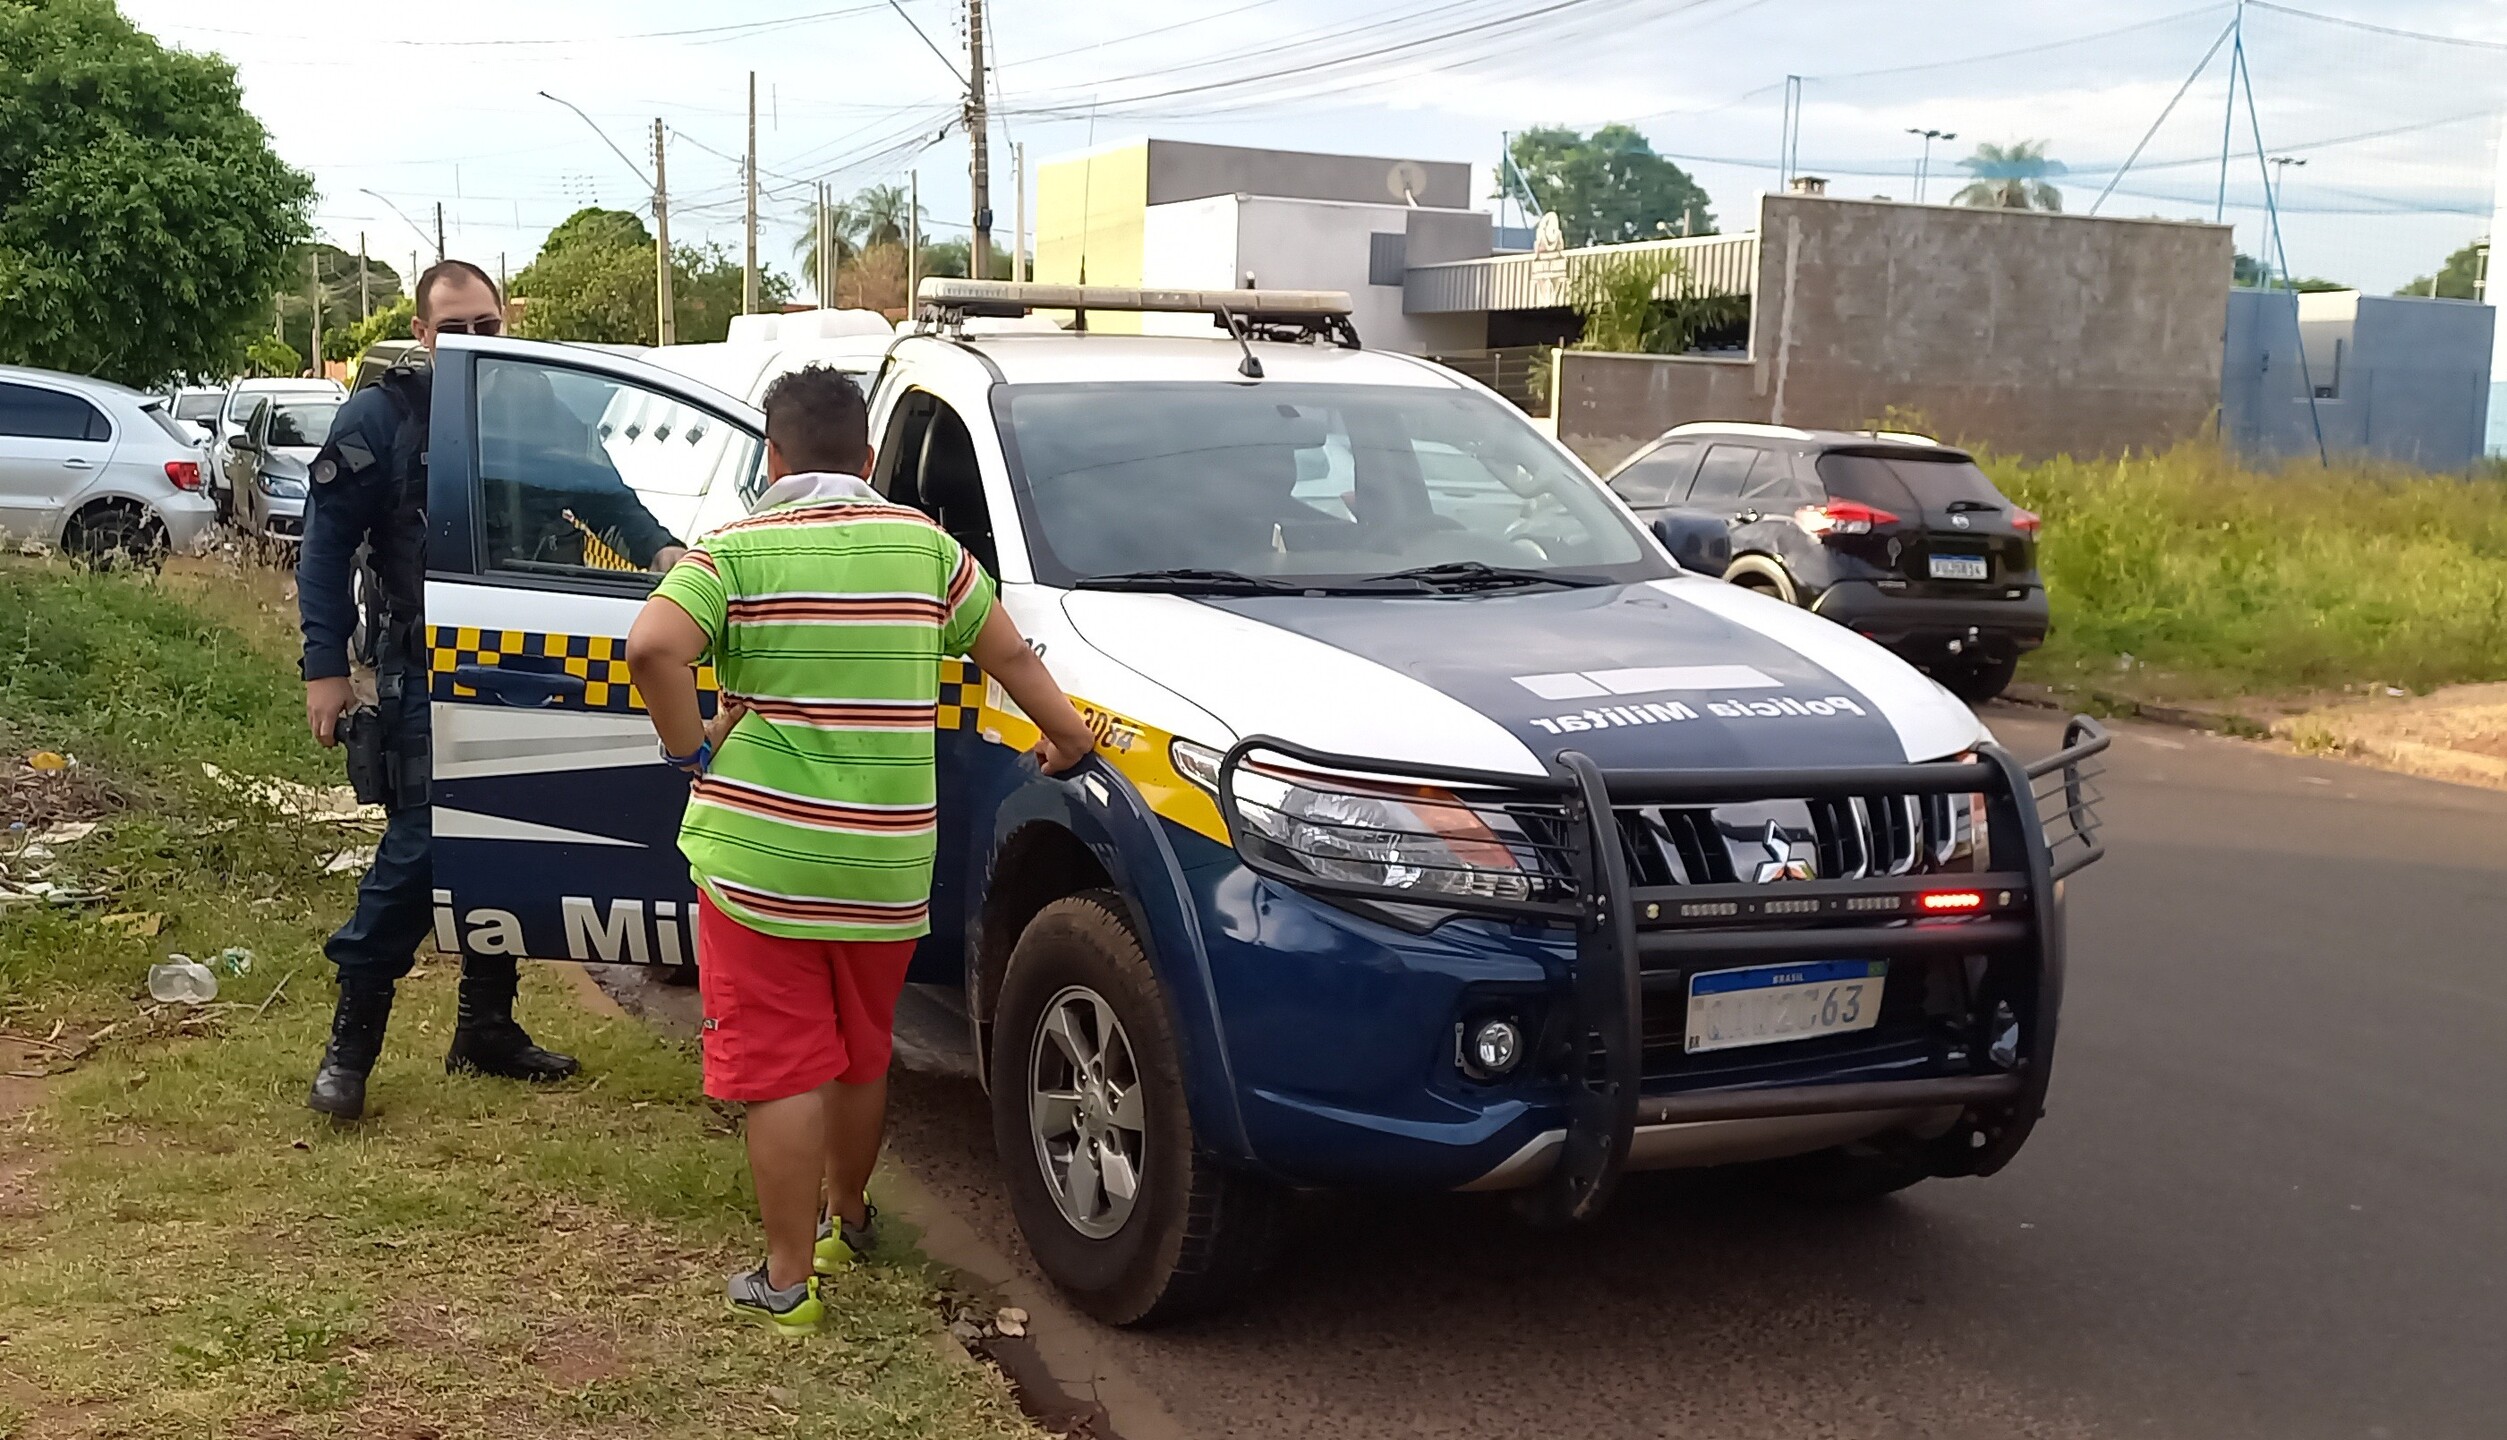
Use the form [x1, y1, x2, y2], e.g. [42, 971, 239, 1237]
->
[2245, 1, 2507, 51]
[157, 4, 886, 48]
[886, 0, 967, 83]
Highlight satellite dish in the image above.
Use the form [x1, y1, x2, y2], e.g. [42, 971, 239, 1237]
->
[1387, 159, 1430, 205]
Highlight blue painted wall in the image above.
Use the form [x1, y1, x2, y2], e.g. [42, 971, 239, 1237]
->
[2223, 288, 2495, 471]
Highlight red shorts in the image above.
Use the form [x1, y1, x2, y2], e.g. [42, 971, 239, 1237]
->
[694, 891, 919, 1103]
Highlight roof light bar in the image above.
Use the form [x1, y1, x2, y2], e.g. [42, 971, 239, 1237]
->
[914, 278, 1353, 320]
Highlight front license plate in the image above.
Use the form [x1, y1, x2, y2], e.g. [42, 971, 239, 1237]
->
[1685, 961, 1887, 1054]
[1928, 553, 1990, 581]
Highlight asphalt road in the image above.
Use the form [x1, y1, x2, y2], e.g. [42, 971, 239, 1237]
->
[879, 709, 2507, 1440]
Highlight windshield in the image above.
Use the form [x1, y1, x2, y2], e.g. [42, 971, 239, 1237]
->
[267, 399, 340, 449]
[173, 393, 221, 422]
[995, 382, 1664, 588]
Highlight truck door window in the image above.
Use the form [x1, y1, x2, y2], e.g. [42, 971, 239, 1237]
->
[872, 392, 935, 511]
[1740, 449, 1817, 505]
[1610, 440, 1701, 507]
[916, 399, 998, 576]
[1685, 444, 1758, 503]
[474, 356, 759, 586]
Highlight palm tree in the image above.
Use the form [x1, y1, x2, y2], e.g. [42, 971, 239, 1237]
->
[790, 184, 921, 303]
[1951, 140, 2066, 212]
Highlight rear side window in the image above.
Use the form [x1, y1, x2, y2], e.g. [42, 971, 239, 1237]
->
[1686, 444, 1760, 502]
[0, 382, 107, 442]
[141, 403, 197, 446]
[1609, 440, 1701, 507]
[1817, 452, 2008, 512]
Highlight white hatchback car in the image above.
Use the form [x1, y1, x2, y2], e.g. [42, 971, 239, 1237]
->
[0, 364, 217, 561]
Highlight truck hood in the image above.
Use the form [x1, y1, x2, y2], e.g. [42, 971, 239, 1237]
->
[1058, 576, 1982, 777]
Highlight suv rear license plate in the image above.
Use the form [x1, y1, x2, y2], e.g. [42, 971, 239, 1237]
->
[1929, 553, 1990, 581]
[1685, 961, 1887, 1054]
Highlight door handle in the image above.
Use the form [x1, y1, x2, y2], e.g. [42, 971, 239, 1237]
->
[1736, 509, 1760, 524]
[62, 458, 93, 470]
[452, 665, 588, 707]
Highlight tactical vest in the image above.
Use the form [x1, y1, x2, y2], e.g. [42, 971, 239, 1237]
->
[361, 361, 434, 651]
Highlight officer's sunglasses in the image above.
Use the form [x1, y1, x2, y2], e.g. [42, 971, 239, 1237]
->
[433, 315, 505, 336]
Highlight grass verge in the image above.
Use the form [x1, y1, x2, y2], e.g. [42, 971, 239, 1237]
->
[1986, 445, 2507, 703]
[0, 556, 1034, 1440]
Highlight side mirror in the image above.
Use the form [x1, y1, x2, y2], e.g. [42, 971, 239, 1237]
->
[228, 433, 259, 455]
[1651, 511, 1732, 576]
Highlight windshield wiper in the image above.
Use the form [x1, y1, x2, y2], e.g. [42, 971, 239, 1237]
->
[1359, 560, 1607, 592]
[1073, 567, 1303, 595]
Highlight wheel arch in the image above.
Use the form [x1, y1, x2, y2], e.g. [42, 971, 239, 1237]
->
[969, 763, 1255, 1162]
[1721, 551, 1798, 604]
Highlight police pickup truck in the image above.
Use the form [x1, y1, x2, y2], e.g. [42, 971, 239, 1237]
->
[419, 281, 2106, 1325]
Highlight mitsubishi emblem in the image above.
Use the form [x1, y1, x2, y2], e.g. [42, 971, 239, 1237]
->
[1753, 821, 1817, 883]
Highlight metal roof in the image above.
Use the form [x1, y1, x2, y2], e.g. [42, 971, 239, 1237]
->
[1404, 232, 1761, 314]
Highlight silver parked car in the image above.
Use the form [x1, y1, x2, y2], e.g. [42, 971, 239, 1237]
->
[225, 390, 340, 542]
[0, 365, 217, 562]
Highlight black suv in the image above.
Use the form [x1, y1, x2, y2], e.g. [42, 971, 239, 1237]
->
[1605, 425, 2047, 702]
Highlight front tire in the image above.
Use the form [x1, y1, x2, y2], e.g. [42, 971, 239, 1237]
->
[63, 504, 166, 571]
[990, 890, 1280, 1326]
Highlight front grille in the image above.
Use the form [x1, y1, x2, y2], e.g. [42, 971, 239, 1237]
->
[1618, 791, 1975, 887]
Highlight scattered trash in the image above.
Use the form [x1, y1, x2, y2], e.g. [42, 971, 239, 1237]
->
[31, 821, 95, 846]
[214, 946, 255, 977]
[2114, 652, 2137, 673]
[994, 1306, 1029, 1337]
[949, 1319, 984, 1344]
[2384, 686, 2409, 698]
[199, 763, 382, 826]
[321, 846, 377, 875]
[147, 956, 219, 1005]
[26, 751, 71, 773]
[99, 912, 165, 938]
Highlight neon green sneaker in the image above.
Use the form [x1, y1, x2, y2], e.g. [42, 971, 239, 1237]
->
[727, 1264, 824, 1337]
[816, 1203, 878, 1275]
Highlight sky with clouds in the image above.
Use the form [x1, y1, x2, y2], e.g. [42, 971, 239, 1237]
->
[124, 0, 2507, 296]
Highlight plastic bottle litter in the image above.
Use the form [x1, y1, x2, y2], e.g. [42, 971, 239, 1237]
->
[214, 946, 255, 977]
[147, 955, 219, 1005]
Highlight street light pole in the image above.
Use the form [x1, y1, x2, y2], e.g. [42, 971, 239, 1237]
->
[2267, 155, 2306, 286]
[359, 188, 440, 263]
[1905, 127, 1955, 204]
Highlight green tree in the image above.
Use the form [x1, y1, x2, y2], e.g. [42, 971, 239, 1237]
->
[511, 207, 790, 345]
[243, 334, 300, 378]
[792, 185, 925, 302]
[1951, 140, 2066, 212]
[917, 237, 1016, 281]
[337, 296, 414, 362]
[1564, 250, 1746, 355]
[276, 242, 403, 367]
[1505, 125, 1714, 246]
[0, 0, 313, 386]
[2397, 240, 2486, 299]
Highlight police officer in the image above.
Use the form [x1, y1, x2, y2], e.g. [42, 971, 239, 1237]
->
[297, 260, 682, 1119]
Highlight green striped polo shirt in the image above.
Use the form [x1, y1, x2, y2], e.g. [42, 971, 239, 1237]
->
[652, 493, 995, 941]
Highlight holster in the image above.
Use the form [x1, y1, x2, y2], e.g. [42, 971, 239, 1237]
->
[339, 706, 392, 806]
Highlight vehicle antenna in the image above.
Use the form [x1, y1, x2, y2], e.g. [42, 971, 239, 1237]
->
[1215, 307, 1263, 380]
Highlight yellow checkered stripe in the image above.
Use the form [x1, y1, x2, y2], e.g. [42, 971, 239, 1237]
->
[428, 625, 717, 714]
[431, 625, 977, 723]
[937, 658, 982, 732]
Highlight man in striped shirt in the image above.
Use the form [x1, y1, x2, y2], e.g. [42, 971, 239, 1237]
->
[626, 365, 1094, 1334]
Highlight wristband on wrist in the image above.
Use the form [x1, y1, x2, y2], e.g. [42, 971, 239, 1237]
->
[661, 737, 713, 774]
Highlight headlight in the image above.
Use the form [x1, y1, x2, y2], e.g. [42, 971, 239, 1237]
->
[257, 474, 307, 498]
[1176, 739, 1534, 902]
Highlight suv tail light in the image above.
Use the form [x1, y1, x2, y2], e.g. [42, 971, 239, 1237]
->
[164, 460, 202, 491]
[2011, 508, 2041, 537]
[1793, 500, 1898, 538]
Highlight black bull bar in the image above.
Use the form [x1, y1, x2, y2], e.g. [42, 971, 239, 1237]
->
[1217, 717, 2110, 1220]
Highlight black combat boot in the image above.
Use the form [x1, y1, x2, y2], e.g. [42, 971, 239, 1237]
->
[308, 977, 395, 1120]
[443, 959, 580, 1082]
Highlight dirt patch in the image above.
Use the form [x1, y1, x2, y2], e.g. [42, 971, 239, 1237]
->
[2274, 681, 2507, 791]
[0, 757, 126, 831]
[528, 1324, 633, 1388]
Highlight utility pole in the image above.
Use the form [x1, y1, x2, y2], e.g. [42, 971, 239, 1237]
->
[309, 251, 323, 378]
[2217, 0, 2244, 223]
[433, 202, 445, 262]
[743, 71, 760, 314]
[908, 170, 921, 313]
[967, 0, 992, 279]
[1012, 142, 1026, 282]
[653, 119, 677, 345]
[358, 232, 370, 321]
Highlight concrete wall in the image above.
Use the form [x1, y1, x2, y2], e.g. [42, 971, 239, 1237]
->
[1553, 194, 2234, 465]
[1553, 353, 1763, 472]
[1035, 142, 1152, 332]
[1144, 139, 1471, 209]
[2225, 288, 2496, 470]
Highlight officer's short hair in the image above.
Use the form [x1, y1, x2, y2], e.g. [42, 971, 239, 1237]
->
[415, 260, 503, 319]
[760, 365, 871, 475]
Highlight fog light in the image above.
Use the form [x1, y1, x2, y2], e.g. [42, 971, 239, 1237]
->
[1466, 1018, 1523, 1078]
